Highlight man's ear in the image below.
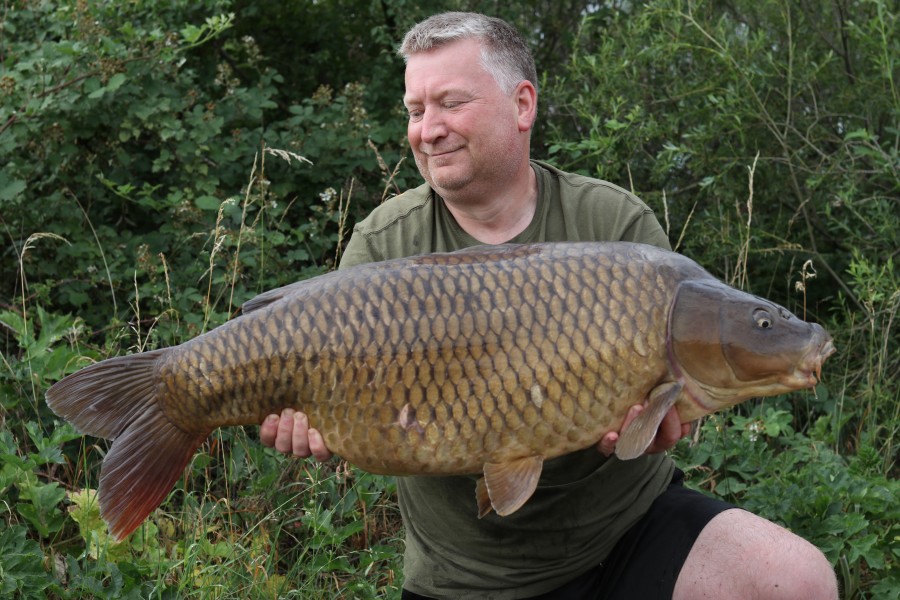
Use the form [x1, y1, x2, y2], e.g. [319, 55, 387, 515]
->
[514, 80, 538, 132]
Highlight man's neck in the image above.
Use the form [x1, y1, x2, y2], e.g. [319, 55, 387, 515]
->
[440, 164, 538, 245]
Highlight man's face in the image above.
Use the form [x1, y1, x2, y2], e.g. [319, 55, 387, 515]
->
[403, 39, 527, 197]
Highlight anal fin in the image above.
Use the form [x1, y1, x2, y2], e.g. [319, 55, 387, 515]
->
[475, 455, 544, 518]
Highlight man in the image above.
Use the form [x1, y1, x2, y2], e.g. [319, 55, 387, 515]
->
[261, 12, 837, 600]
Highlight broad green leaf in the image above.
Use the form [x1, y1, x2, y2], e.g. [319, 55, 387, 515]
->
[195, 195, 221, 210]
[0, 178, 26, 202]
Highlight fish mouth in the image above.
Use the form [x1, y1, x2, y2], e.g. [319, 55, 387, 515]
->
[816, 338, 836, 377]
[783, 336, 836, 390]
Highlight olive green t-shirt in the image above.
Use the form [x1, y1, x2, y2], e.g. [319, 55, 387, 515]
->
[339, 161, 676, 599]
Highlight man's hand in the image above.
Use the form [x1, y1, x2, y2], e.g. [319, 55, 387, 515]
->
[597, 404, 690, 457]
[260, 408, 333, 461]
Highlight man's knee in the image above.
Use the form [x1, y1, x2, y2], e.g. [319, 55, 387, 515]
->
[760, 532, 838, 600]
[675, 508, 838, 600]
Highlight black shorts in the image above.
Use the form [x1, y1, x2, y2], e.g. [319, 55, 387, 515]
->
[401, 469, 735, 600]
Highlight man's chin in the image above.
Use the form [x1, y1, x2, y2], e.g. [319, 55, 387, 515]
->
[424, 166, 473, 193]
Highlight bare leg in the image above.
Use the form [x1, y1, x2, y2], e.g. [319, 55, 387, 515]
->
[674, 509, 838, 600]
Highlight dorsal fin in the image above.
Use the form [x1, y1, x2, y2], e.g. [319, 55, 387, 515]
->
[241, 281, 309, 314]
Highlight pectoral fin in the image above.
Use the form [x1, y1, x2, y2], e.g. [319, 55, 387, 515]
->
[474, 455, 544, 518]
[615, 382, 682, 460]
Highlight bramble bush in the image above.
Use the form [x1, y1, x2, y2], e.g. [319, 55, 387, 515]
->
[1, 0, 897, 598]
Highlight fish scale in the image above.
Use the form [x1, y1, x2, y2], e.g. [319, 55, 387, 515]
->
[155, 244, 672, 474]
[46, 241, 834, 540]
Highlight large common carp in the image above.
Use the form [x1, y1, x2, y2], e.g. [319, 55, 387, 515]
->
[47, 242, 834, 540]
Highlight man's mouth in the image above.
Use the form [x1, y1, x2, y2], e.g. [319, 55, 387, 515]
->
[428, 147, 460, 158]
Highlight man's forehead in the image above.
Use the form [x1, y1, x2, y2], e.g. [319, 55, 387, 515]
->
[407, 37, 483, 60]
[404, 39, 484, 75]
[403, 81, 476, 103]
[403, 48, 493, 102]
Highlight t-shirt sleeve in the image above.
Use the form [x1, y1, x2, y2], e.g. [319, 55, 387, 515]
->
[620, 210, 672, 251]
[336, 183, 435, 270]
[338, 226, 379, 270]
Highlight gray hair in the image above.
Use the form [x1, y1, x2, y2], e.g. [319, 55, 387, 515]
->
[399, 12, 538, 95]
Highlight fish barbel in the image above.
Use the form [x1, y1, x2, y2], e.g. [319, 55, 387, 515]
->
[46, 242, 835, 540]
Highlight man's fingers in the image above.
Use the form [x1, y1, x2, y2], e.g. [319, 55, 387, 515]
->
[260, 408, 332, 461]
[273, 408, 297, 454]
[646, 406, 684, 454]
[291, 412, 311, 458]
[597, 431, 618, 456]
[307, 427, 333, 461]
[597, 406, 643, 456]
[260, 413, 279, 447]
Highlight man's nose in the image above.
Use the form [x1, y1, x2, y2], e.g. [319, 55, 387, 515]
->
[419, 109, 448, 144]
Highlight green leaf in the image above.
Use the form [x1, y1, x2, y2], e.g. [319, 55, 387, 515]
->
[180, 24, 202, 44]
[843, 128, 873, 141]
[87, 78, 107, 99]
[0, 525, 52, 596]
[195, 195, 221, 210]
[0, 311, 27, 345]
[0, 177, 26, 202]
[17, 480, 66, 537]
[106, 72, 126, 91]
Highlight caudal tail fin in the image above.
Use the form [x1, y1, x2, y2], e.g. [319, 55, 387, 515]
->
[46, 350, 208, 541]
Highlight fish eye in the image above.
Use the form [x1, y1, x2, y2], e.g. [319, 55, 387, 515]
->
[753, 308, 773, 329]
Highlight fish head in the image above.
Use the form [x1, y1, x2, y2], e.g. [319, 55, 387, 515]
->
[668, 279, 835, 414]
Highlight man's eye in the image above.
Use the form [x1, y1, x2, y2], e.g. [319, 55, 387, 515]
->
[408, 110, 423, 120]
